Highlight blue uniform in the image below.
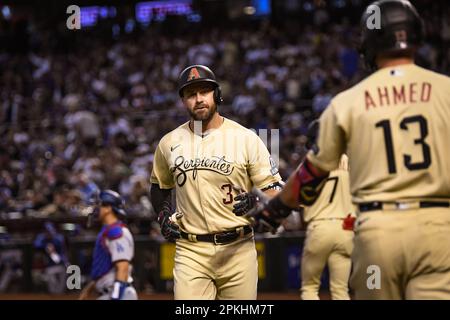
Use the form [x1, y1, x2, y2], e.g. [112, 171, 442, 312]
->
[34, 233, 68, 266]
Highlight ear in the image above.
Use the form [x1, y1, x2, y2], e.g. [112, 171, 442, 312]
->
[214, 87, 223, 105]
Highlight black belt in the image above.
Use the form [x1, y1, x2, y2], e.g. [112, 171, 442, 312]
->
[180, 225, 253, 245]
[358, 201, 450, 212]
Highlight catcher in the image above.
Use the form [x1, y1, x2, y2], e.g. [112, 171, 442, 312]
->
[79, 190, 137, 300]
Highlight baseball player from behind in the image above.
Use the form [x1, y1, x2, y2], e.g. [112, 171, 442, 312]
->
[150, 65, 282, 300]
[79, 190, 137, 300]
[246, 0, 450, 299]
[300, 153, 355, 300]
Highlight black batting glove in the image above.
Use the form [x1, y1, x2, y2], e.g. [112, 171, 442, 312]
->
[245, 189, 295, 234]
[157, 208, 181, 242]
[251, 213, 281, 234]
[233, 192, 259, 216]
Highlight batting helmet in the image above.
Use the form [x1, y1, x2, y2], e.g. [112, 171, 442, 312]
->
[178, 65, 223, 105]
[360, 0, 424, 70]
[98, 190, 127, 218]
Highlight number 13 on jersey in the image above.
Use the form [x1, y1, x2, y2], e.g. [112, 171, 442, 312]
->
[376, 114, 431, 174]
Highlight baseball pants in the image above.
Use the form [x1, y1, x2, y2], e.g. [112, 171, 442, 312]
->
[300, 219, 354, 300]
[173, 233, 258, 300]
[350, 207, 450, 299]
[45, 265, 67, 294]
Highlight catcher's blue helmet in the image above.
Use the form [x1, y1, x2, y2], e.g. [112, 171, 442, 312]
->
[98, 190, 127, 217]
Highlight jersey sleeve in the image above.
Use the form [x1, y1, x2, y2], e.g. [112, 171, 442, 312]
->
[247, 134, 282, 189]
[106, 228, 134, 263]
[307, 103, 346, 172]
[150, 143, 175, 189]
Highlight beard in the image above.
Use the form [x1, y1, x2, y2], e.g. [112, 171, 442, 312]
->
[188, 102, 217, 122]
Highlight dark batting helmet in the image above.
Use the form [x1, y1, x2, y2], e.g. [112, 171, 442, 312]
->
[178, 65, 223, 105]
[359, 0, 424, 70]
[87, 190, 126, 227]
[98, 190, 127, 218]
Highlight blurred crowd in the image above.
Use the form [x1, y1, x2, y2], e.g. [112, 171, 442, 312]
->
[0, 1, 449, 237]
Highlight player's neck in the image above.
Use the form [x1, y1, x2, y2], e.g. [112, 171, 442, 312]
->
[376, 57, 415, 69]
[189, 112, 223, 134]
[103, 214, 119, 226]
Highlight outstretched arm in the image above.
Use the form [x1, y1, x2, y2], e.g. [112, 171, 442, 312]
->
[233, 182, 285, 233]
[245, 159, 330, 233]
[279, 158, 329, 209]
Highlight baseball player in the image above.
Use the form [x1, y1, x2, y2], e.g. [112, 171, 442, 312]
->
[246, 0, 450, 299]
[300, 153, 355, 300]
[150, 65, 282, 300]
[33, 222, 70, 294]
[79, 190, 137, 300]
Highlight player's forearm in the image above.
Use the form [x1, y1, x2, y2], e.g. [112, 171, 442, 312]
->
[114, 260, 129, 282]
[278, 174, 301, 208]
[150, 183, 172, 214]
[110, 261, 130, 300]
[280, 160, 329, 208]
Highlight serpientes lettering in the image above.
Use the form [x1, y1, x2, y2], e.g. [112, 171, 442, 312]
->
[172, 155, 235, 186]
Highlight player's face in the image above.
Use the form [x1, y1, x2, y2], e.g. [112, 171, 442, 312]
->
[181, 82, 217, 121]
[98, 205, 111, 222]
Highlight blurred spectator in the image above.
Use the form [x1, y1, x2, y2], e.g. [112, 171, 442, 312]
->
[33, 222, 69, 294]
[73, 173, 99, 204]
[312, 87, 333, 114]
[0, 250, 23, 293]
[126, 176, 155, 219]
[232, 88, 256, 116]
[0, 227, 24, 293]
[338, 42, 359, 80]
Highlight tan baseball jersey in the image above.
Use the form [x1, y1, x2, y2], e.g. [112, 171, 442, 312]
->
[151, 117, 282, 234]
[307, 64, 450, 203]
[303, 155, 354, 222]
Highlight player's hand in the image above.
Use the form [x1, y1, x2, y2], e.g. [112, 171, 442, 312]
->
[157, 210, 182, 242]
[244, 189, 282, 234]
[250, 215, 281, 234]
[232, 186, 259, 216]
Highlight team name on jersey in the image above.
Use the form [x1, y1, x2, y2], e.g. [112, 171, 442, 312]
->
[365, 82, 431, 110]
[172, 155, 235, 186]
